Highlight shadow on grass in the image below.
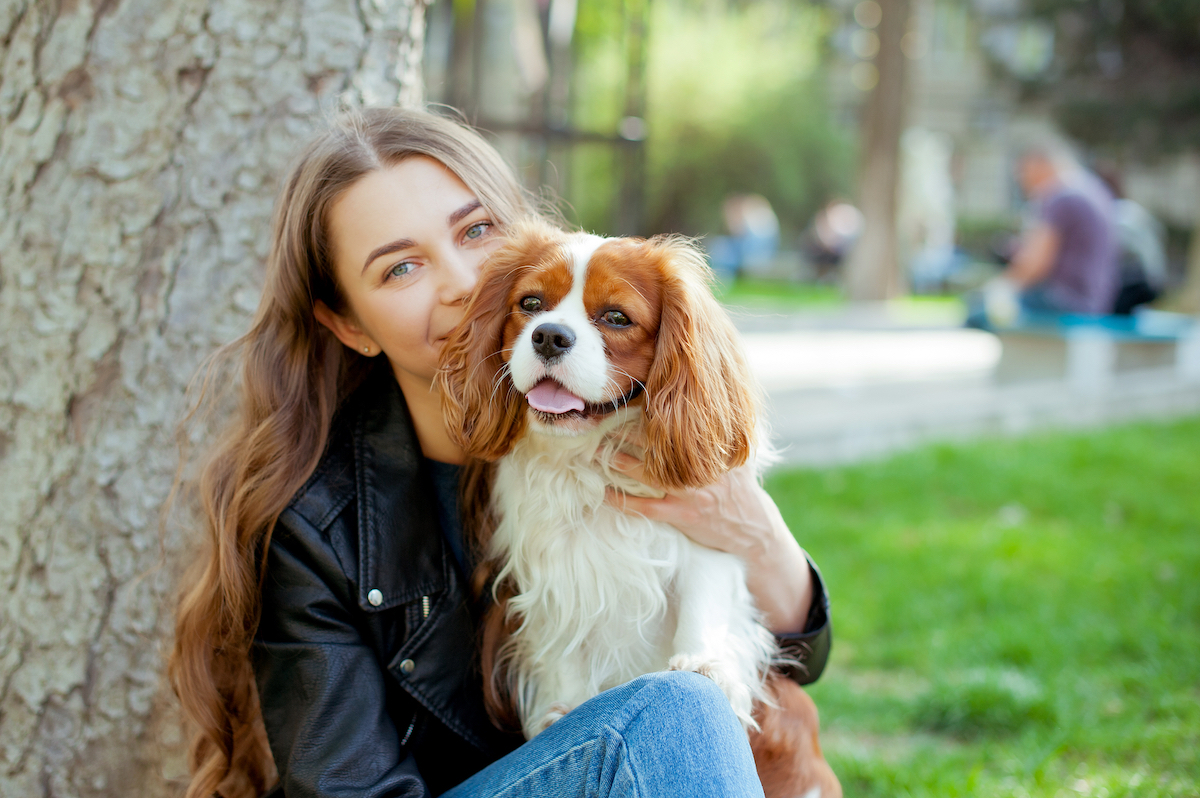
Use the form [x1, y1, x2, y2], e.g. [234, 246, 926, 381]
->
[911, 668, 1057, 738]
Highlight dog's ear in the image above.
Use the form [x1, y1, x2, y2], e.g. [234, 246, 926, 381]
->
[479, 576, 523, 733]
[439, 229, 538, 460]
[642, 238, 758, 490]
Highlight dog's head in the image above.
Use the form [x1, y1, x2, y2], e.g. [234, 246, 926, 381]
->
[439, 219, 758, 490]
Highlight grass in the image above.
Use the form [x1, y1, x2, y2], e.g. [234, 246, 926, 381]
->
[766, 416, 1200, 797]
[715, 276, 967, 320]
[716, 276, 844, 308]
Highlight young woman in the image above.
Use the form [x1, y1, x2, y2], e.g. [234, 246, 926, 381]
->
[169, 107, 831, 798]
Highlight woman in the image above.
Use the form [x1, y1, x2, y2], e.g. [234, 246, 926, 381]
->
[169, 107, 831, 798]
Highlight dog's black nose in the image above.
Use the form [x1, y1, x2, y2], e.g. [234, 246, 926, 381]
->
[531, 323, 576, 360]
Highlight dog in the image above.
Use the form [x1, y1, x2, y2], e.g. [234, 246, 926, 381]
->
[440, 219, 840, 798]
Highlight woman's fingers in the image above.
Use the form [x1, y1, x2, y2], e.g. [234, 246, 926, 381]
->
[604, 486, 668, 520]
[607, 449, 671, 493]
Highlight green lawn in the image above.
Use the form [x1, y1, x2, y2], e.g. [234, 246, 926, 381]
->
[715, 276, 966, 320]
[768, 416, 1200, 797]
[716, 276, 845, 308]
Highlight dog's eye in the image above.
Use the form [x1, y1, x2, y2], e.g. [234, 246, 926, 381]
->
[600, 310, 631, 327]
[520, 296, 542, 313]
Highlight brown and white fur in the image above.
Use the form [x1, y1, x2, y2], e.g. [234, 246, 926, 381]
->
[440, 219, 840, 798]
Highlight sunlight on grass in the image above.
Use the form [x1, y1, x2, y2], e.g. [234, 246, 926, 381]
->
[767, 416, 1200, 797]
[716, 277, 843, 308]
[715, 276, 968, 323]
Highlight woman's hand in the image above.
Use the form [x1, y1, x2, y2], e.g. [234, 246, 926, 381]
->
[604, 451, 813, 634]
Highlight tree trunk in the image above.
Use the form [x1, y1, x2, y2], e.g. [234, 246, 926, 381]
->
[844, 0, 912, 301]
[0, 0, 424, 794]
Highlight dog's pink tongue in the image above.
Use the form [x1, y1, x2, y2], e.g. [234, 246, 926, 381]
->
[526, 379, 586, 414]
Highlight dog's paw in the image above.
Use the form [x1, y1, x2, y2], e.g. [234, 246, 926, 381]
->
[668, 654, 757, 729]
[536, 702, 573, 733]
[667, 653, 717, 678]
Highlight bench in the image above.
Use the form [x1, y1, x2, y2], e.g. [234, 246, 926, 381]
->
[994, 310, 1200, 389]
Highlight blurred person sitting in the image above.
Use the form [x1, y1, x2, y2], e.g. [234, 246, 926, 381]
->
[969, 142, 1119, 328]
[803, 200, 863, 281]
[708, 193, 780, 279]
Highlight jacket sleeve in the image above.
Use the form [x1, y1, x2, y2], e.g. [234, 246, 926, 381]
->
[252, 510, 429, 798]
[774, 555, 831, 686]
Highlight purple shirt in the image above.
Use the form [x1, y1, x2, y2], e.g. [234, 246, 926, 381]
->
[1038, 173, 1119, 315]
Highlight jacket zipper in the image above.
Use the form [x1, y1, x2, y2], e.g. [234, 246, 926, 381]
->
[400, 712, 418, 747]
[398, 596, 431, 748]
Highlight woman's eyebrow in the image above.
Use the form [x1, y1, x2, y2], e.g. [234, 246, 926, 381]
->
[362, 238, 416, 274]
[360, 200, 483, 274]
[449, 199, 482, 226]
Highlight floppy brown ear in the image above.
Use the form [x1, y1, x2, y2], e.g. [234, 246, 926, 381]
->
[641, 238, 758, 490]
[479, 575, 523, 733]
[438, 241, 531, 461]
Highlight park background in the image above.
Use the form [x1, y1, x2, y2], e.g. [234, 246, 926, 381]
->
[0, 0, 1197, 795]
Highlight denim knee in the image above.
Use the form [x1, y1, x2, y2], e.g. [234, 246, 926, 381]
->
[439, 671, 762, 798]
[607, 670, 747, 749]
[623, 671, 732, 725]
[603, 671, 762, 797]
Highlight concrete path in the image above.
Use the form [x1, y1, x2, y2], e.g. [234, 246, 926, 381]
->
[730, 303, 1200, 467]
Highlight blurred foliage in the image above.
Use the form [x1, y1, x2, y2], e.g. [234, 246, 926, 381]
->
[567, 0, 855, 237]
[769, 415, 1200, 796]
[1028, 0, 1200, 63]
[642, 1, 854, 237]
[954, 216, 1018, 264]
[1022, 0, 1200, 156]
[1055, 85, 1200, 156]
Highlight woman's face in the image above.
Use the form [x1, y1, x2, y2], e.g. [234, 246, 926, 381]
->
[321, 156, 505, 391]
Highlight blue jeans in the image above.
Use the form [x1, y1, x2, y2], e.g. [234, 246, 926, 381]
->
[440, 671, 765, 798]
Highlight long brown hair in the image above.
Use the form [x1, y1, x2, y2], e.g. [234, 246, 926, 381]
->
[167, 107, 533, 798]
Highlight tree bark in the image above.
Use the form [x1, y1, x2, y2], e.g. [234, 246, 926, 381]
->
[0, 0, 424, 794]
[844, 0, 912, 301]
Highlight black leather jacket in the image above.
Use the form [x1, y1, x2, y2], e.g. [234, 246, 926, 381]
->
[253, 368, 831, 797]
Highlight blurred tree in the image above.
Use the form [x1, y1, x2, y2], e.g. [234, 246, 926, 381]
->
[1024, 0, 1200, 310]
[644, 78, 853, 240]
[647, 0, 853, 240]
[844, 0, 914, 301]
[567, 0, 853, 239]
[0, 0, 423, 794]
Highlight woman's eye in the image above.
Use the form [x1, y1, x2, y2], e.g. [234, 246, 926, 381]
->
[464, 222, 491, 241]
[520, 296, 542, 313]
[601, 310, 631, 327]
[386, 261, 414, 280]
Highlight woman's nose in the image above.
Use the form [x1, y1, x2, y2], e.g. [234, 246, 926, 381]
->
[439, 251, 479, 305]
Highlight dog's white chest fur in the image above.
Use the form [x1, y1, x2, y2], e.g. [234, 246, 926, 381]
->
[489, 427, 776, 740]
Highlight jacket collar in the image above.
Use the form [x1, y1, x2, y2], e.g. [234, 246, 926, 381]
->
[349, 368, 448, 613]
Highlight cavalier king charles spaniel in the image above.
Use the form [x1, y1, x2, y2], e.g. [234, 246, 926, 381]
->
[440, 219, 840, 798]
